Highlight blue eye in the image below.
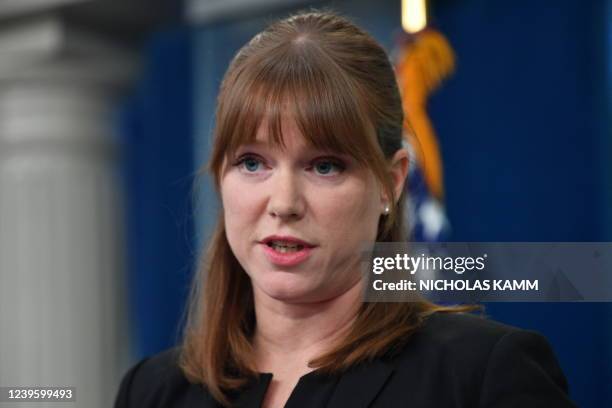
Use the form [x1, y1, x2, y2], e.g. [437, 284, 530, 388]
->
[313, 159, 345, 176]
[234, 154, 264, 173]
[243, 157, 260, 172]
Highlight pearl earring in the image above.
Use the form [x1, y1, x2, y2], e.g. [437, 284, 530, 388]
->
[383, 204, 390, 215]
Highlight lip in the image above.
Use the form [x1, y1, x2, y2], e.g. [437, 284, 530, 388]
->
[260, 235, 316, 248]
[261, 244, 314, 267]
[259, 235, 317, 267]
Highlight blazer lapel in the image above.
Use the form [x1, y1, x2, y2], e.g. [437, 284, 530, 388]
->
[182, 383, 220, 408]
[327, 359, 395, 408]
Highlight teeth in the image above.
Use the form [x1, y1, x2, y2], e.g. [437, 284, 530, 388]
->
[275, 246, 297, 253]
[267, 241, 305, 252]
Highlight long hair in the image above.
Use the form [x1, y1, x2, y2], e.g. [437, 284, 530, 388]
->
[180, 10, 471, 406]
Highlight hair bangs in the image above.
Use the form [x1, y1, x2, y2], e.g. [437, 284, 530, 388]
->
[288, 63, 381, 166]
[209, 41, 386, 185]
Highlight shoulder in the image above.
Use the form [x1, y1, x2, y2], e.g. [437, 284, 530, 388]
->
[386, 312, 576, 407]
[394, 311, 537, 366]
[114, 348, 212, 408]
[414, 311, 521, 348]
[411, 311, 567, 374]
[395, 312, 527, 376]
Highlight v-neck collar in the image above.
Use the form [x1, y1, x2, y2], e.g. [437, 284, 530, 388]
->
[232, 373, 273, 408]
[326, 359, 395, 408]
[229, 358, 395, 408]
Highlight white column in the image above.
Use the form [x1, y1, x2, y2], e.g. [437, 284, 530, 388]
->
[0, 16, 135, 408]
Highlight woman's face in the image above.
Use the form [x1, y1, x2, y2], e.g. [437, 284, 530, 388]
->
[220, 119, 396, 304]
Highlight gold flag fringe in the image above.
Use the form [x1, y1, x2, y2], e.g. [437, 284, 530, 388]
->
[395, 28, 456, 201]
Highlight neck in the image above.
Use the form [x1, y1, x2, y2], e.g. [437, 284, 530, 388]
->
[252, 280, 363, 371]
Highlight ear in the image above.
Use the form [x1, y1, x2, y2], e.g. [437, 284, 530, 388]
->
[381, 148, 409, 207]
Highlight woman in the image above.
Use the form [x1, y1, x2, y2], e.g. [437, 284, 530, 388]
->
[115, 11, 575, 408]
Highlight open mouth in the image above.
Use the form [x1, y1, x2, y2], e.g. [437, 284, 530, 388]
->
[266, 241, 305, 253]
[261, 239, 314, 266]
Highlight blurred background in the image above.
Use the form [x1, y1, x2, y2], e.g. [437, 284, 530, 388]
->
[0, 0, 610, 407]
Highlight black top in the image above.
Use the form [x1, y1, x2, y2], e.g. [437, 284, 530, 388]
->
[114, 312, 577, 407]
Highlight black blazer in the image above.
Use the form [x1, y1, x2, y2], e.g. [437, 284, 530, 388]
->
[114, 313, 576, 407]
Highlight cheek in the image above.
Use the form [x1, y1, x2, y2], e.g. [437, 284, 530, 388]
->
[317, 180, 380, 240]
[220, 178, 261, 243]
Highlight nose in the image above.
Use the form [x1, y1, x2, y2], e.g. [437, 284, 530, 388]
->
[267, 169, 305, 221]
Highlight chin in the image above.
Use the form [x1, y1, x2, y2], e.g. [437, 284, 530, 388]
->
[255, 272, 320, 303]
